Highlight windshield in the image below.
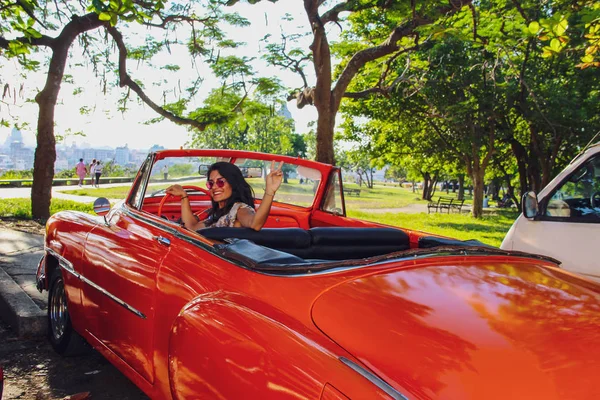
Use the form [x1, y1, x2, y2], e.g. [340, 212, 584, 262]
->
[147, 156, 321, 208]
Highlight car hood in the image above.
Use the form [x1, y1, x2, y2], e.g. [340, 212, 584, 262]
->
[311, 261, 600, 400]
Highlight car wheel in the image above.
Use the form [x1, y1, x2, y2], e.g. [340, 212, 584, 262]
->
[48, 268, 88, 355]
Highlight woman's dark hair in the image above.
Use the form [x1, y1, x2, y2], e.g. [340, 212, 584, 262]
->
[204, 162, 255, 226]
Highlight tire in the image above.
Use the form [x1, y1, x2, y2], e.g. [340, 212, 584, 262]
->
[47, 268, 89, 355]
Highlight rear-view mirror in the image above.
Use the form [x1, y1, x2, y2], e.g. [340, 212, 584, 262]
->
[522, 191, 539, 219]
[198, 164, 209, 175]
[93, 197, 111, 217]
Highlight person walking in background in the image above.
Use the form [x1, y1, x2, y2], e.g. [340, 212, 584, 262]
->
[162, 164, 169, 180]
[94, 161, 103, 188]
[89, 159, 97, 186]
[76, 158, 87, 187]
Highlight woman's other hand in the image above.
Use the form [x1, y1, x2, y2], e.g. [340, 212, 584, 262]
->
[166, 184, 187, 198]
[265, 161, 284, 195]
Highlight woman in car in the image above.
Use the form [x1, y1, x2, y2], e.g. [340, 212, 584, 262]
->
[166, 161, 283, 231]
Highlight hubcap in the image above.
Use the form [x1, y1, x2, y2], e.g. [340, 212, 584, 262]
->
[50, 277, 67, 340]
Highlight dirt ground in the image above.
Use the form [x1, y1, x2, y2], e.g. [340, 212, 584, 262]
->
[0, 319, 148, 400]
[0, 218, 46, 236]
[0, 219, 148, 399]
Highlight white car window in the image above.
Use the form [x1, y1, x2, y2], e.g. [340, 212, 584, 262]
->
[545, 154, 600, 221]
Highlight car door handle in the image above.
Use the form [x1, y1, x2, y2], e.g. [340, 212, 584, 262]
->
[156, 236, 171, 247]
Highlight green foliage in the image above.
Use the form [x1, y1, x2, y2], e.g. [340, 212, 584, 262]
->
[189, 89, 302, 155]
[0, 169, 34, 179]
[168, 163, 194, 177]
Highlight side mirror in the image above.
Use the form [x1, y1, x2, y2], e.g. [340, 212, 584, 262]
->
[93, 197, 111, 217]
[522, 191, 539, 219]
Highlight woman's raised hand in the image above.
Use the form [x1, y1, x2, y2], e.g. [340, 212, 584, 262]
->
[265, 161, 284, 195]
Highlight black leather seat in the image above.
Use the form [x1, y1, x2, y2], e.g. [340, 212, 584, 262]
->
[200, 226, 411, 261]
[308, 227, 410, 260]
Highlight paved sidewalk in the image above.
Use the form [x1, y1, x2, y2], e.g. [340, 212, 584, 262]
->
[0, 229, 46, 337]
[0, 184, 127, 203]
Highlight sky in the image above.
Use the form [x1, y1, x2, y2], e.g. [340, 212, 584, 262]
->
[0, 1, 322, 151]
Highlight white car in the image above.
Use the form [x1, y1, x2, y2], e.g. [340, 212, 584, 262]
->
[501, 143, 600, 281]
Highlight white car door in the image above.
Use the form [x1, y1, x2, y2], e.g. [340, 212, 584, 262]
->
[502, 152, 600, 281]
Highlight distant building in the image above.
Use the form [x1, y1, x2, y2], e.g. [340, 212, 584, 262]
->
[83, 149, 96, 162]
[10, 141, 34, 170]
[0, 154, 13, 170]
[278, 103, 293, 120]
[2, 127, 23, 150]
[149, 144, 165, 153]
[55, 158, 69, 171]
[95, 149, 114, 162]
[115, 145, 130, 165]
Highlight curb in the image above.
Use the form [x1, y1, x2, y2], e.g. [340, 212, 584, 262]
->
[0, 266, 46, 337]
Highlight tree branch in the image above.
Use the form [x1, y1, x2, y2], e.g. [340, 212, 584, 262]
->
[106, 25, 210, 131]
[510, 0, 530, 22]
[343, 87, 388, 99]
[143, 14, 213, 29]
[0, 33, 55, 49]
[320, 0, 374, 25]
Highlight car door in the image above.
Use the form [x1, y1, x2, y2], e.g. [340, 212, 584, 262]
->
[80, 155, 170, 384]
[507, 153, 600, 281]
[81, 206, 171, 384]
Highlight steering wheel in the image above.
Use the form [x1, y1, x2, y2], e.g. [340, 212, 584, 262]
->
[157, 185, 211, 218]
[591, 191, 600, 208]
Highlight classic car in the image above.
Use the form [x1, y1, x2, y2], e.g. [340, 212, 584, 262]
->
[501, 143, 600, 281]
[37, 149, 600, 400]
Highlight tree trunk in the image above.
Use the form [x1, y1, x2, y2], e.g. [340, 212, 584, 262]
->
[315, 112, 335, 164]
[431, 174, 438, 199]
[471, 168, 485, 218]
[457, 174, 465, 200]
[422, 172, 430, 200]
[32, 95, 58, 220]
[31, 13, 103, 220]
[510, 139, 529, 194]
[540, 156, 552, 189]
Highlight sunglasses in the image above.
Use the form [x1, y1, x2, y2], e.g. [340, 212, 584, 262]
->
[206, 177, 227, 189]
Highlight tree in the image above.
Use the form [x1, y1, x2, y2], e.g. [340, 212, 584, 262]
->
[189, 89, 301, 156]
[338, 0, 600, 216]
[0, 1, 271, 220]
[259, 0, 472, 164]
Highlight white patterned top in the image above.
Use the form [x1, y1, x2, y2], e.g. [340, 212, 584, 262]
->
[207, 202, 255, 228]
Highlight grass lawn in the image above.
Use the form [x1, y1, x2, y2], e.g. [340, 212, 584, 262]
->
[0, 198, 94, 219]
[348, 209, 517, 247]
[2, 184, 518, 247]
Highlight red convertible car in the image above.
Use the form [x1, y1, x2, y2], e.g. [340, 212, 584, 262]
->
[37, 149, 600, 399]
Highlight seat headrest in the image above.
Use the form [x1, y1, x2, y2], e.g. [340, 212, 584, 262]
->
[309, 227, 409, 246]
[198, 227, 311, 248]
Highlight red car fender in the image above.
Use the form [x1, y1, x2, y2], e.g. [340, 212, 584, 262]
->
[42, 212, 97, 332]
[167, 294, 340, 400]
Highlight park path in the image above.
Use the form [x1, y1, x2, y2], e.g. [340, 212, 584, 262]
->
[0, 183, 127, 203]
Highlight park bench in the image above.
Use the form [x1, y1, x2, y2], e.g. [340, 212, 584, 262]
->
[427, 196, 465, 213]
[343, 188, 361, 196]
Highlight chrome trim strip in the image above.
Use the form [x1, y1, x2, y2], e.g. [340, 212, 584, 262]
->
[44, 247, 146, 319]
[46, 247, 79, 278]
[79, 275, 146, 319]
[340, 357, 408, 400]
